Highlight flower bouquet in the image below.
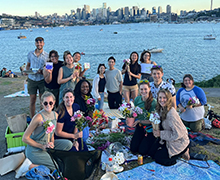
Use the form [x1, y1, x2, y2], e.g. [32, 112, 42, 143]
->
[186, 96, 200, 108]
[85, 95, 95, 113]
[123, 59, 131, 81]
[42, 120, 55, 143]
[149, 112, 161, 130]
[118, 102, 143, 127]
[71, 110, 93, 150]
[92, 110, 108, 130]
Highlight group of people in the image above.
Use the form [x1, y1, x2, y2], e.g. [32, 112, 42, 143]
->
[0, 67, 18, 78]
[14, 36, 207, 178]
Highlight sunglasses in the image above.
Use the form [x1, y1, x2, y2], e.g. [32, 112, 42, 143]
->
[139, 79, 149, 84]
[43, 101, 53, 106]
[152, 65, 161, 68]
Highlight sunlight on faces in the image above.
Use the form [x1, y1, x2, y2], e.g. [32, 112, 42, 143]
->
[140, 84, 151, 98]
[184, 77, 194, 89]
[158, 92, 167, 107]
[108, 59, 115, 69]
[81, 81, 89, 95]
[151, 70, 163, 83]
[143, 52, 150, 62]
[65, 54, 73, 65]
[63, 92, 75, 107]
[35, 40, 44, 51]
[42, 96, 55, 112]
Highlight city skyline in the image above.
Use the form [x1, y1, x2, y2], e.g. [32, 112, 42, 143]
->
[0, 0, 219, 16]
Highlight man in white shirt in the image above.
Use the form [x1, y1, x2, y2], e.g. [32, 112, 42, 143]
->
[105, 56, 123, 109]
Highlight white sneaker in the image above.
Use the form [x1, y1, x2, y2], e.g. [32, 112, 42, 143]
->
[15, 158, 32, 179]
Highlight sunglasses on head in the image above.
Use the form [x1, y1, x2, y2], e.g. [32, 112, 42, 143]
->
[152, 65, 161, 68]
[43, 101, 53, 106]
[139, 79, 149, 84]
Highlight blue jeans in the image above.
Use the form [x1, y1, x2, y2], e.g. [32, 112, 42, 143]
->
[98, 92, 105, 110]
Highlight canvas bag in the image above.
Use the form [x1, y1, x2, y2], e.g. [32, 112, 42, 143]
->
[6, 113, 27, 133]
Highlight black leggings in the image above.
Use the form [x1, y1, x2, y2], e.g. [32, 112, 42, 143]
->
[149, 140, 188, 166]
[130, 124, 157, 155]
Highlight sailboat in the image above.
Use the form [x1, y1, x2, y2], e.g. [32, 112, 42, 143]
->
[204, 0, 216, 40]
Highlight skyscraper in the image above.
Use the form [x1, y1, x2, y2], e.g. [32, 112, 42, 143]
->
[152, 7, 156, 14]
[158, 6, 162, 14]
[103, 2, 107, 9]
[166, 5, 171, 14]
[84, 5, 90, 14]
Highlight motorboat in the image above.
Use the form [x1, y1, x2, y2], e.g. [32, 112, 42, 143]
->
[147, 47, 163, 53]
[18, 34, 26, 39]
[204, 34, 216, 40]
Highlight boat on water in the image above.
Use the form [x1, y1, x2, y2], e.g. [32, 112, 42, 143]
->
[80, 52, 85, 55]
[147, 47, 163, 53]
[204, 34, 216, 40]
[17, 34, 26, 39]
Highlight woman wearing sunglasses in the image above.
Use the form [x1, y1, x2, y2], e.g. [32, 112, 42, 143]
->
[17, 92, 72, 178]
[122, 51, 141, 103]
[55, 88, 87, 151]
[150, 89, 190, 166]
[130, 79, 157, 155]
[140, 50, 157, 81]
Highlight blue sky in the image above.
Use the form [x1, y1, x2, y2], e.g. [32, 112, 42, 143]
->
[0, 0, 219, 16]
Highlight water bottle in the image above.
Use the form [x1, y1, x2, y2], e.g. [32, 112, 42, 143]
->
[106, 157, 114, 173]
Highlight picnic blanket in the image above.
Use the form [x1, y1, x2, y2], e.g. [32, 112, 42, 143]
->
[189, 131, 220, 146]
[117, 160, 220, 180]
[4, 91, 29, 98]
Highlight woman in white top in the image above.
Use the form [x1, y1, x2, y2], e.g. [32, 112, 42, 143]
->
[140, 50, 157, 81]
[92, 64, 106, 110]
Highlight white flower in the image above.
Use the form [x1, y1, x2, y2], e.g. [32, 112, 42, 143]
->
[154, 119, 161, 124]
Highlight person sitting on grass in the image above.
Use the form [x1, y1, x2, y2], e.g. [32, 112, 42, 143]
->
[16, 91, 72, 178]
[130, 79, 157, 155]
[149, 89, 190, 166]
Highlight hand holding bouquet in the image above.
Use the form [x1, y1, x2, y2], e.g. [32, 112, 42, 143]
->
[149, 112, 161, 130]
[186, 96, 200, 109]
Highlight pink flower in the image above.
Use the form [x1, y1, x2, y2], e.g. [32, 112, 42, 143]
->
[46, 124, 55, 134]
[133, 112, 137, 118]
[71, 117, 75, 122]
[77, 114, 82, 118]
[87, 99, 90, 104]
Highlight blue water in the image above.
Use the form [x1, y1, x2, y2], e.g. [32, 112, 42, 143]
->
[0, 22, 220, 82]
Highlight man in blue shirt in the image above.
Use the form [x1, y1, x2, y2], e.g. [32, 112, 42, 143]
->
[26, 37, 49, 118]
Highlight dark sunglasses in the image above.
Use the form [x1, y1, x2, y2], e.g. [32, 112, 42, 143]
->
[43, 101, 53, 106]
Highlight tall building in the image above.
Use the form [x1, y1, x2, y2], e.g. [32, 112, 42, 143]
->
[166, 5, 171, 14]
[84, 5, 90, 14]
[132, 6, 139, 16]
[124, 7, 129, 16]
[158, 6, 162, 14]
[103, 2, 107, 9]
[152, 7, 156, 14]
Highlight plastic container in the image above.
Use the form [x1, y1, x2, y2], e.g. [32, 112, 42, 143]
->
[106, 157, 114, 173]
[5, 126, 27, 150]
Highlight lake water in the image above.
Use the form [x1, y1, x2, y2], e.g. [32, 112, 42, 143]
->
[0, 22, 220, 82]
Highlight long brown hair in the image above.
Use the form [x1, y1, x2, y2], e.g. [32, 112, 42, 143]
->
[155, 89, 172, 121]
[139, 79, 153, 111]
[56, 88, 74, 119]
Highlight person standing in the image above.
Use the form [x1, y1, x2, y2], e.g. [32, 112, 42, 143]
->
[26, 37, 48, 118]
[73, 52, 88, 78]
[43, 50, 63, 108]
[150, 66, 176, 109]
[105, 56, 123, 109]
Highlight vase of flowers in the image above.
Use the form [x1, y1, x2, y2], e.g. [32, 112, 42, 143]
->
[118, 102, 143, 127]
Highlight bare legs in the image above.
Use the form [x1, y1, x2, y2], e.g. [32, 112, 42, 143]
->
[123, 89, 138, 103]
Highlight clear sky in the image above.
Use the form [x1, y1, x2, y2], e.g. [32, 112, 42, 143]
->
[0, 0, 219, 16]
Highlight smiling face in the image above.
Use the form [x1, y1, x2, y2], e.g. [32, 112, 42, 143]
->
[65, 54, 73, 65]
[73, 53, 81, 62]
[99, 65, 105, 74]
[81, 81, 90, 95]
[151, 69, 163, 84]
[108, 59, 115, 70]
[140, 84, 151, 98]
[42, 96, 55, 112]
[63, 92, 75, 107]
[35, 40, 44, 51]
[143, 52, 151, 62]
[50, 53, 58, 64]
[183, 77, 194, 89]
[131, 53, 138, 63]
[158, 92, 167, 107]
